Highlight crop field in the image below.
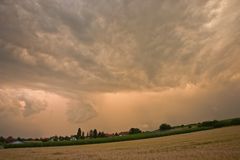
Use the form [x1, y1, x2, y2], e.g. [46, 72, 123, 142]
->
[0, 126, 240, 160]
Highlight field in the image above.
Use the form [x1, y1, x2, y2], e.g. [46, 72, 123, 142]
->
[0, 126, 240, 160]
[3, 125, 211, 148]
[3, 118, 239, 149]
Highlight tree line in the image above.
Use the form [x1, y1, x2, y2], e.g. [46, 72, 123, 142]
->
[1, 118, 240, 144]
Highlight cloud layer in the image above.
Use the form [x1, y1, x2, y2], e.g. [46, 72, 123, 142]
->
[0, 89, 47, 117]
[0, 0, 240, 136]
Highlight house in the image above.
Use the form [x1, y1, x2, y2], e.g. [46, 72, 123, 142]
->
[105, 133, 115, 137]
[118, 131, 129, 136]
[5, 136, 15, 143]
[49, 136, 60, 142]
[70, 136, 77, 141]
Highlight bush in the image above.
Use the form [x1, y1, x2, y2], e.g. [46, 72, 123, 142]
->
[159, 123, 171, 131]
[213, 121, 228, 128]
[129, 128, 142, 134]
[198, 120, 218, 128]
[231, 118, 240, 125]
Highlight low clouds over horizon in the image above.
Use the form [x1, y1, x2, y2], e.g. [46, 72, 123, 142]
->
[0, 0, 240, 137]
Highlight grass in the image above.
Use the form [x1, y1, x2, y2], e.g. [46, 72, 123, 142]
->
[3, 117, 240, 148]
[3, 126, 210, 148]
[0, 126, 240, 160]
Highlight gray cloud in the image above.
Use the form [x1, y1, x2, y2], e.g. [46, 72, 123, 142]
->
[66, 100, 97, 123]
[0, 0, 240, 135]
[1, 0, 239, 91]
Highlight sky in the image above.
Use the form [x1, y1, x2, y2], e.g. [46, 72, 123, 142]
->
[0, 0, 240, 138]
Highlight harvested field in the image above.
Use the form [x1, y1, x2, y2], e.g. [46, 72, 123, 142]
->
[0, 126, 240, 160]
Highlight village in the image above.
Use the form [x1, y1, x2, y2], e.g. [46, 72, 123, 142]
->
[0, 128, 138, 145]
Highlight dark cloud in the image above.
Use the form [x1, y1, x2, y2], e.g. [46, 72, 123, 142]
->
[0, 0, 240, 136]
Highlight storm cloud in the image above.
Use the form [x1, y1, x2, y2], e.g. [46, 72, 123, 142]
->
[0, 0, 240, 137]
[0, 88, 47, 117]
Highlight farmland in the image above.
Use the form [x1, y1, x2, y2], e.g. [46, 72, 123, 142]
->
[3, 118, 239, 148]
[0, 126, 240, 160]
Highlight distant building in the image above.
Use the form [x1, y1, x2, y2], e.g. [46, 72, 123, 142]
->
[6, 136, 15, 143]
[70, 137, 77, 141]
[105, 133, 114, 137]
[10, 141, 24, 144]
[118, 131, 129, 136]
[49, 136, 59, 142]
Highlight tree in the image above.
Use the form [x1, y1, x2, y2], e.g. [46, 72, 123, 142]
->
[77, 128, 82, 139]
[64, 136, 70, 141]
[89, 130, 94, 138]
[17, 137, 22, 141]
[129, 128, 142, 134]
[159, 123, 171, 131]
[50, 136, 59, 141]
[81, 131, 85, 139]
[198, 120, 218, 127]
[98, 132, 106, 137]
[0, 136, 5, 143]
[93, 129, 98, 138]
[59, 136, 65, 141]
[87, 132, 89, 138]
[6, 136, 15, 143]
[231, 118, 240, 125]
